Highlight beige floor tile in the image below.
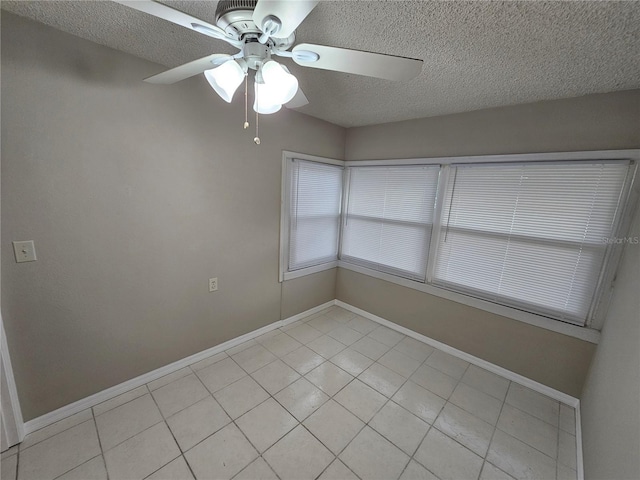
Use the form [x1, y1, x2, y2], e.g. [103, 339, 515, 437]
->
[56, 456, 107, 480]
[307, 315, 342, 334]
[195, 357, 247, 393]
[274, 377, 329, 421]
[263, 425, 334, 480]
[359, 362, 406, 397]
[151, 373, 210, 418]
[327, 326, 364, 346]
[411, 364, 458, 399]
[21, 409, 93, 450]
[487, 430, 557, 480]
[214, 375, 270, 419]
[323, 307, 357, 324]
[369, 401, 430, 455]
[147, 368, 192, 391]
[1, 453, 17, 480]
[334, 379, 387, 422]
[286, 323, 324, 344]
[399, 460, 440, 480]
[95, 394, 163, 451]
[350, 336, 390, 360]
[425, 351, 470, 380]
[18, 421, 101, 480]
[166, 396, 231, 451]
[236, 398, 298, 452]
[330, 348, 374, 376]
[307, 335, 347, 359]
[392, 381, 446, 424]
[189, 351, 227, 371]
[340, 426, 409, 480]
[259, 332, 302, 357]
[558, 430, 577, 470]
[185, 423, 258, 480]
[449, 383, 503, 425]
[434, 403, 495, 457]
[305, 362, 354, 396]
[318, 459, 359, 480]
[559, 404, 576, 434]
[251, 359, 301, 395]
[497, 404, 558, 458]
[505, 383, 559, 427]
[415, 428, 483, 480]
[480, 462, 516, 480]
[104, 422, 179, 480]
[281, 346, 325, 375]
[346, 316, 378, 334]
[303, 400, 365, 454]
[1, 445, 18, 460]
[367, 326, 405, 347]
[557, 463, 578, 480]
[93, 386, 148, 417]
[393, 337, 435, 363]
[234, 458, 279, 480]
[378, 349, 422, 378]
[461, 365, 510, 401]
[232, 344, 278, 373]
[146, 456, 193, 479]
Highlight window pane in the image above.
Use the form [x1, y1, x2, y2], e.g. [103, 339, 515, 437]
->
[289, 159, 343, 271]
[433, 161, 630, 324]
[341, 165, 440, 281]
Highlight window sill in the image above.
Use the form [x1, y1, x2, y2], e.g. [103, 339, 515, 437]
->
[337, 261, 601, 344]
[282, 261, 338, 281]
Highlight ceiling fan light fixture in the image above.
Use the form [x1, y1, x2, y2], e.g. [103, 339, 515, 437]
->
[204, 60, 245, 103]
[261, 60, 299, 105]
[253, 81, 282, 114]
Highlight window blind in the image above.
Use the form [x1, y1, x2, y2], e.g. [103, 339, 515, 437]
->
[341, 165, 440, 281]
[288, 159, 343, 271]
[432, 161, 631, 324]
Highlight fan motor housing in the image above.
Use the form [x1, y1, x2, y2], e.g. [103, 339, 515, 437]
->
[215, 0, 261, 37]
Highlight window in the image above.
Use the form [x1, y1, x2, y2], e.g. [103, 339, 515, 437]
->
[281, 156, 343, 279]
[431, 161, 632, 324]
[341, 165, 440, 281]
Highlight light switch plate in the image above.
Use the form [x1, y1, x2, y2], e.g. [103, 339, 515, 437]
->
[13, 240, 37, 263]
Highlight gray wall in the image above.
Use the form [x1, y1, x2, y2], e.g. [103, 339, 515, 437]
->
[340, 90, 640, 397]
[580, 206, 640, 480]
[1, 12, 344, 421]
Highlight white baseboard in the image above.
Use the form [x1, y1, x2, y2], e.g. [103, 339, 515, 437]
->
[22, 301, 335, 436]
[575, 403, 585, 480]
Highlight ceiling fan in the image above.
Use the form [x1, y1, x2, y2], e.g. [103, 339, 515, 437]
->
[114, 0, 423, 142]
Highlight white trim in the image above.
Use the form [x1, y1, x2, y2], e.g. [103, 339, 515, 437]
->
[338, 261, 601, 344]
[282, 262, 338, 281]
[344, 149, 640, 167]
[335, 300, 580, 407]
[575, 403, 585, 480]
[1, 314, 25, 445]
[22, 302, 334, 435]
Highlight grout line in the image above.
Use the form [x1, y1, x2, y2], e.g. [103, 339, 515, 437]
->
[91, 408, 110, 480]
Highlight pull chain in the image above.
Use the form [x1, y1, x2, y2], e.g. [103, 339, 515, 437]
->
[254, 78, 260, 144]
[243, 74, 249, 129]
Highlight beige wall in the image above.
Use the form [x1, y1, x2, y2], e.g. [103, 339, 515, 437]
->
[580, 205, 640, 480]
[340, 89, 640, 396]
[346, 89, 640, 160]
[1, 13, 344, 420]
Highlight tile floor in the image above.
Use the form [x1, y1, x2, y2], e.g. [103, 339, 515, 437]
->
[0, 306, 578, 480]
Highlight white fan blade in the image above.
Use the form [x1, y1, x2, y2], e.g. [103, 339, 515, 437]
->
[253, 0, 319, 39]
[145, 54, 232, 84]
[292, 43, 423, 81]
[112, 0, 242, 47]
[285, 87, 309, 108]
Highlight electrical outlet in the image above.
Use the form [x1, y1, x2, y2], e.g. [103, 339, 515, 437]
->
[13, 240, 37, 263]
[209, 277, 218, 292]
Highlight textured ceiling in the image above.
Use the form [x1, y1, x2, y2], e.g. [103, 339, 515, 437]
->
[2, 0, 639, 127]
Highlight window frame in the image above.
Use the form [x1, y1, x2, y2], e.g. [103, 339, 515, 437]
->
[279, 151, 345, 282]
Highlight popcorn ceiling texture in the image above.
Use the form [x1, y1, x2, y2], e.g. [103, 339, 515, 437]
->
[3, 0, 639, 127]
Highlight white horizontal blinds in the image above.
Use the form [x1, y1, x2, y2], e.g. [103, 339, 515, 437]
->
[288, 159, 343, 271]
[341, 165, 440, 281]
[433, 161, 630, 324]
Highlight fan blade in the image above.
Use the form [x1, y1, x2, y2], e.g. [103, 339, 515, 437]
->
[145, 54, 232, 84]
[112, 0, 242, 47]
[253, 0, 319, 39]
[285, 88, 309, 109]
[292, 43, 423, 81]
